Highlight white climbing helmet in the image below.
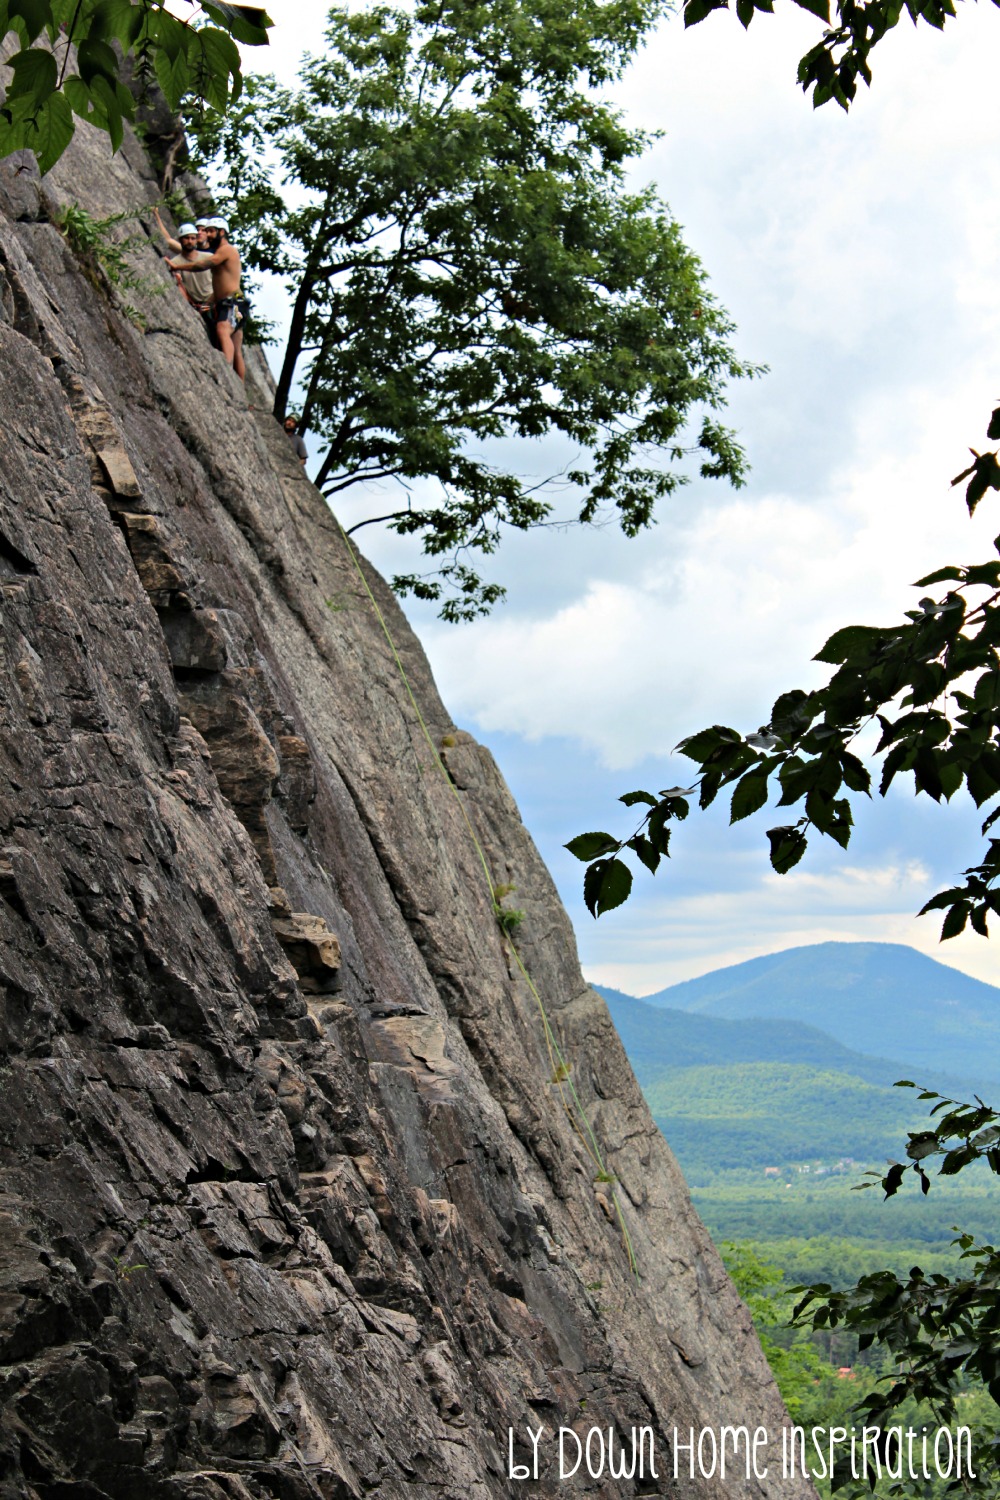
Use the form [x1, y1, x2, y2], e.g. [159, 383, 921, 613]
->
[177, 222, 198, 237]
[210, 216, 229, 234]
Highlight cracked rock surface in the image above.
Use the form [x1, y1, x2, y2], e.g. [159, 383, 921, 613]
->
[0, 107, 816, 1500]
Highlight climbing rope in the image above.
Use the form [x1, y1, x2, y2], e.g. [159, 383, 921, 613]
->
[332, 519, 639, 1280]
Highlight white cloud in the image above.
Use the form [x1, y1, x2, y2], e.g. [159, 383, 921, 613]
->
[761, 861, 932, 902]
[425, 377, 1000, 769]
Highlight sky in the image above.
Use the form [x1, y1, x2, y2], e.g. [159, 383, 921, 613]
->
[241, 0, 1000, 996]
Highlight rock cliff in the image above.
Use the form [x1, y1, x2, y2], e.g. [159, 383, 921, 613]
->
[0, 106, 815, 1499]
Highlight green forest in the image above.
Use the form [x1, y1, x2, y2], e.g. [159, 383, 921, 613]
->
[600, 957, 1000, 1492]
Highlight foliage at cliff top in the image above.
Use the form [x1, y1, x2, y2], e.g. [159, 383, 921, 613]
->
[191, 0, 761, 619]
[0, 0, 271, 175]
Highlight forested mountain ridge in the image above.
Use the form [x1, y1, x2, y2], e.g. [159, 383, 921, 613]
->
[600, 989, 910, 1083]
[625, 941, 1000, 1086]
[596, 993, 936, 1175]
[596, 956, 1000, 1275]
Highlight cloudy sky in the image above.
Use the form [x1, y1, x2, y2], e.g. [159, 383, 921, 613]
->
[248, 0, 1000, 995]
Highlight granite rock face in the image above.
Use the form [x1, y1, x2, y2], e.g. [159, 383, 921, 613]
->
[0, 114, 816, 1499]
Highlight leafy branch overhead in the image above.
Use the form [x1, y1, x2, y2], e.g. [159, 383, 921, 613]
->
[568, 405, 1000, 933]
[190, 0, 761, 620]
[0, 1, 272, 175]
[681, 0, 989, 112]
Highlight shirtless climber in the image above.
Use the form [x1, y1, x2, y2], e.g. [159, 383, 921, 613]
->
[192, 217, 248, 383]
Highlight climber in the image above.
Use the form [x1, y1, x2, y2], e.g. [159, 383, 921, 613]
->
[152, 207, 210, 258]
[193, 217, 248, 383]
[152, 210, 218, 347]
[283, 415, 307, 464]
[162, 222, 216, 328]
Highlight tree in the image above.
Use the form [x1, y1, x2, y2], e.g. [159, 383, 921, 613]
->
[0, 1, 272, 175]
[720, 1241, 833, 1423]
[792, 1085, 1000, 1495]
[190, 0, 760, 618]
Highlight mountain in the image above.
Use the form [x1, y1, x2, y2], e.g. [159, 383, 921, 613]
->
[0, 117, 795, 1497]
[600, 991, 912, 1088]
[596, 993, 937, 1176]
[632, 941, 1000, 1089]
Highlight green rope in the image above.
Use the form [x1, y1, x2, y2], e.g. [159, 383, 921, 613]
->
[332, 519, 639, 1281]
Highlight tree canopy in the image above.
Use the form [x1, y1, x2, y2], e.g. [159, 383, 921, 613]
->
[192, 0, 759, 618]
[0, 2, 272, 175]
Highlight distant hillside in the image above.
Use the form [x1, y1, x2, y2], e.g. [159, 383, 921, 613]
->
[597, 993, 937, 1176]
[631, 942, 1000, 1089]
[601, 991, 911, 1088]
[642, 1060, 927, 1175]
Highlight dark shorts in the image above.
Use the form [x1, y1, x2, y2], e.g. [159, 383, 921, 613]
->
[216, 296, 249, 331]
[200, 306, 220, 348]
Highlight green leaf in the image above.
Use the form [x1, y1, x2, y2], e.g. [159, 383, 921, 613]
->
[77, 36, 119, 85]
[89, 73, 123, 151]
[88, 0, 140, 45]
[9, 45, 58, 103]
[840, 750, 871, 794]
[683, 0, 725, 25]
[790, 0, 831, 17]
[27, 90, 73, 174]
[813, 624, 884, 664]
[619, 790, 657, 808]
[962, 452, 1000, 516]
[565, 831, 619, 862]
[913, 747, 944, 801]
[63, 75, 94, 122]
[201, 1, 273, 46]
[766, 824, 808, 874]
[881, 1162, 905, 1197]
[730, 767, 770, 823]
[153, 41, 190, 111]
[913, 565, 963, 586]
[906, 1133, 939, 1161]
[770, 690, 815, 743]
[627, 834, 660, 874]
[918, 885, 969, 915]
[677, 725, 739, 762]
[940, 902, 969, 940]
[589, 856, 633, 916]
[188, 25, 242, 111]
[7, 0, 52, 43]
